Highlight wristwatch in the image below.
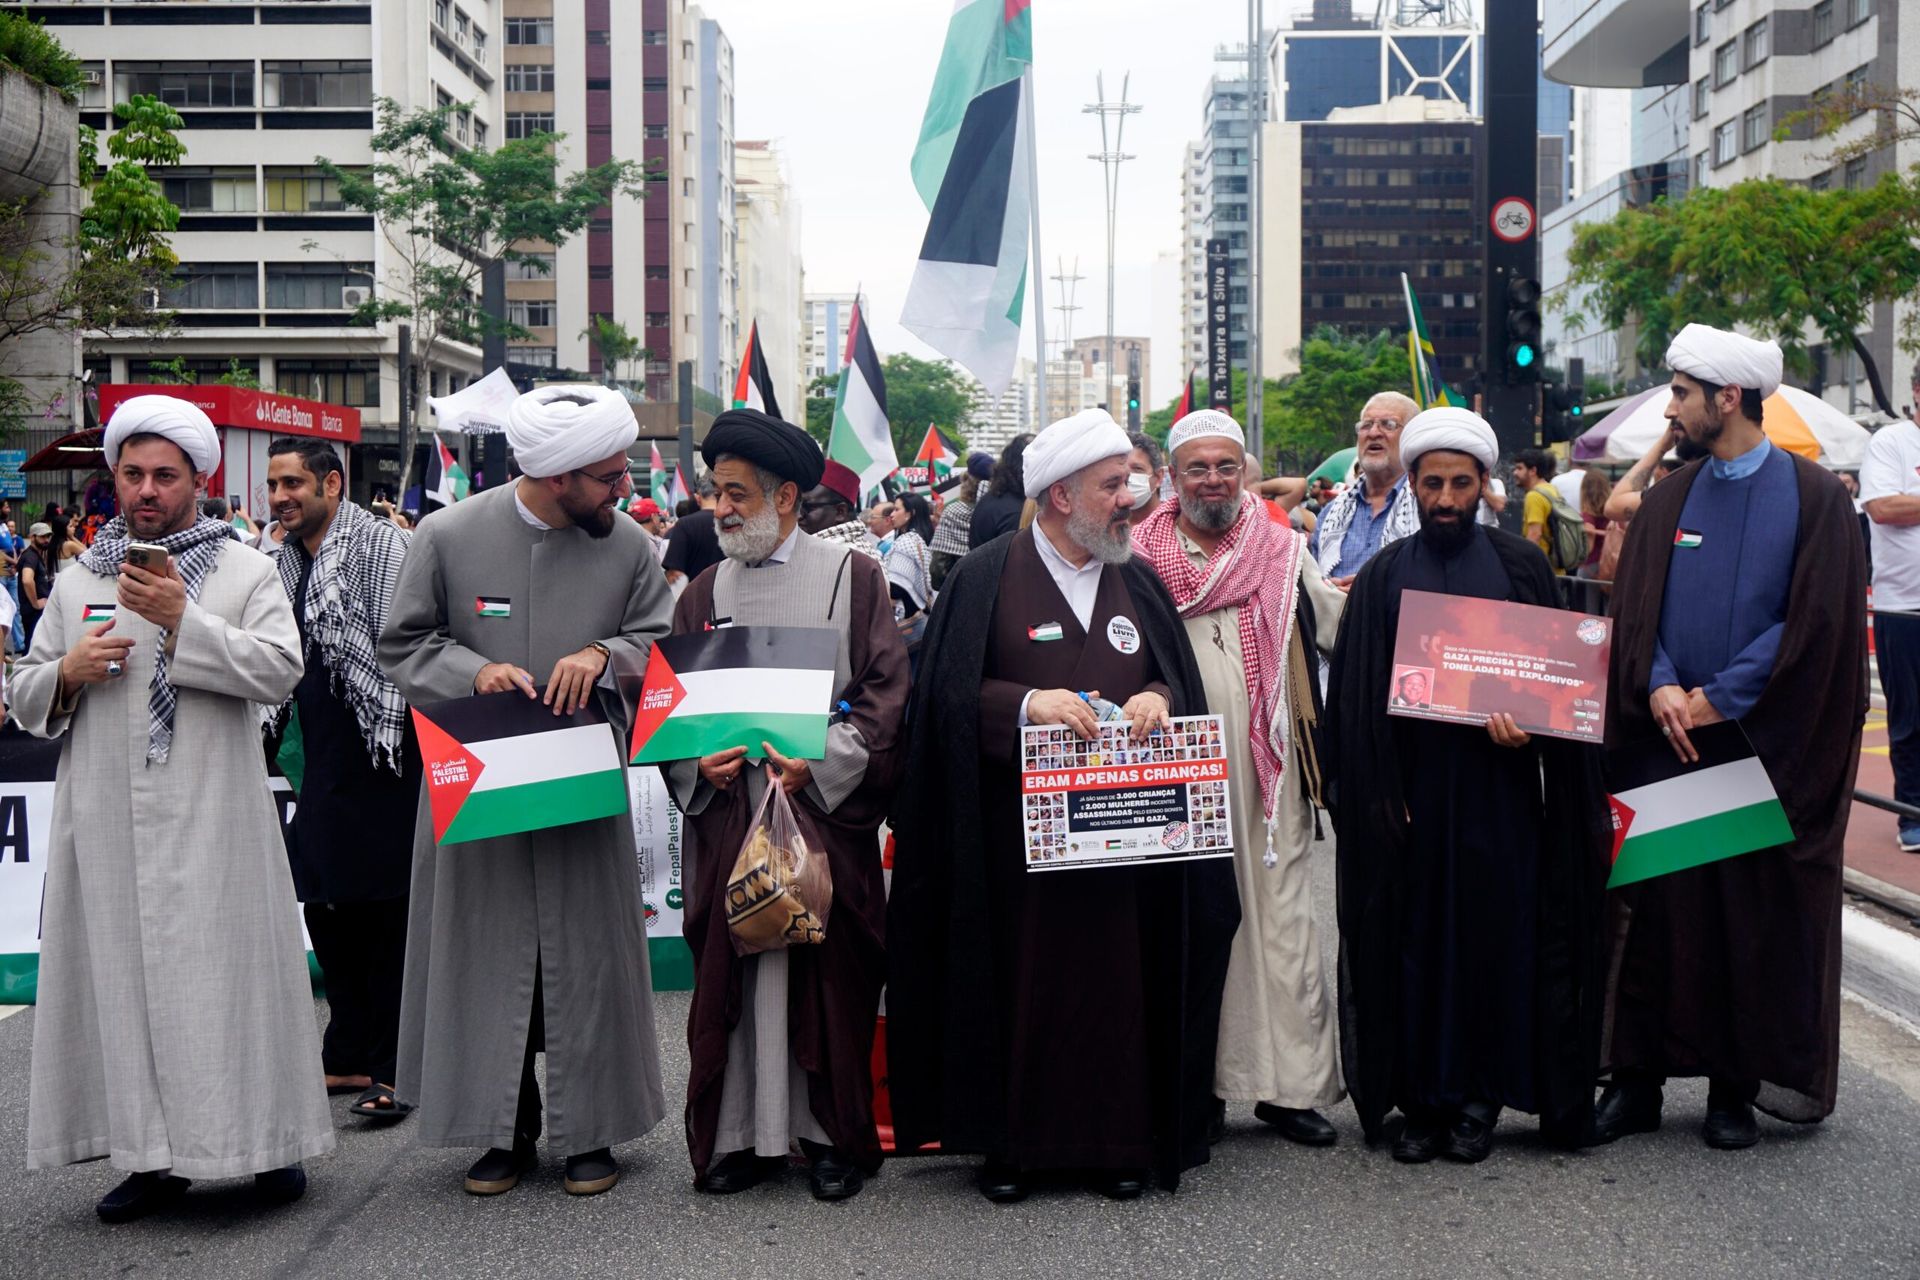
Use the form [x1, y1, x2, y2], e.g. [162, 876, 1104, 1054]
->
[586, 641, 612, 669]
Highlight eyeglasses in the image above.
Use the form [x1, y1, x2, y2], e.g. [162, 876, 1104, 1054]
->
[1354, 417, 1405, 434]
[572, 466, 633, 492]
[1180, 462, 1242, 480]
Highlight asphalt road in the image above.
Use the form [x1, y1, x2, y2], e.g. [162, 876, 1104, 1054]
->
[3, 843, 1919, 1279]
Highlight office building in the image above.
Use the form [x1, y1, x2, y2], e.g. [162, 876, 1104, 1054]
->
[733, 139, 804, 420]
[803, 292, 857, 388]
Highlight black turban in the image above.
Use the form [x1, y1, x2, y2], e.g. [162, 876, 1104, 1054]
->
[700, 408, 825, 490]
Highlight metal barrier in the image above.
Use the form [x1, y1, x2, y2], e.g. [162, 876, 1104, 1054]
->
[1854, 789, 1920, 823]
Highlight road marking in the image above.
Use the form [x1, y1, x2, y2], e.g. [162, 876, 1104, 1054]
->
[0, 1005, 24, 1023]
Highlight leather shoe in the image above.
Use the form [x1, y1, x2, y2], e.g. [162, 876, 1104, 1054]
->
[1442, 1112, 1494, 1164]
[700, 1149, 784, 1194]
[803, 1143, 865, 1202]
[977, 1161, 1028, 1204]
[1702, 1100, 1759, 1150]
[1592, 1082, 1663, 1146]
[1254, 1103, 1338, 1147]
[1091, 1169, 1148, 1200]
[563, 1148, 620, 1196]
[1206, 1096, 1227, 1145]
[96, 1171, 191, 1223]
[464, 1139, 537, 1196]
[253, 1165, 307, 1207]
[1392, 1115, 1444, 1164]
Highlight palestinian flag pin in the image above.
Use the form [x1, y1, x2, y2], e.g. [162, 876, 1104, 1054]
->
[476, 596, 511, 618]
[82, 604, 117, 626]
[629, 626, 837, 764]
[1673, 529, 1704, 549]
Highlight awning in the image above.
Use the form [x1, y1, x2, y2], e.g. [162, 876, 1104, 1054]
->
[22, 429, 105, 473]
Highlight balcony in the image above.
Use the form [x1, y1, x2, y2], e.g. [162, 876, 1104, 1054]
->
[1544, 0, 1688, 89]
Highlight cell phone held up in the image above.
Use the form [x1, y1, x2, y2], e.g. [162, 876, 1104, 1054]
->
[125, 543, 172, 576]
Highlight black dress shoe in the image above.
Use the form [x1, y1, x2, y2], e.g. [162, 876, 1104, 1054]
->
[1442, 1112, 1494, 1164]
[95, 1171, 191, 1223]
[977, 1161, 1028, 1204]
[563, 1148, 620, 1195]
[1702, 1101, 1759, 1150]
[1206, 1096, 1227, 1145]
[253, 1165, 308, 1207]
[464, 1139, 537, 1196]
[1253, 1103, 1338, 1147]
[700, 1149, 784, 1194]
[1391, 1115, 1444, 1164]
[803, 1144, 865, 1202]
[1593, 1082, 1663, 1145]
[1090, 1169, 1148, 1200]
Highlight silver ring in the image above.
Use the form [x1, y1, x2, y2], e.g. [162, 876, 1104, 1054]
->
[105, 660, 124, 678]
[1660, 724, 1672, 737]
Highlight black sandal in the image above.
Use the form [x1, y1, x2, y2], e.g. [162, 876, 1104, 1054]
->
[350, 1084, 414, 1124]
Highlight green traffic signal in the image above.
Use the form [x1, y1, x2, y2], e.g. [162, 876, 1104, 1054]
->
[1570, 402, 1583, 416]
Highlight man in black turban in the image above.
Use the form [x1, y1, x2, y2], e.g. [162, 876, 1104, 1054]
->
[700, 408, 826, 494]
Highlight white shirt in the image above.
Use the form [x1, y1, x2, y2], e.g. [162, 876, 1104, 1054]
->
[1551, 469, 1586, 510]
[1860, 419, 1920, 611]
[1017, 521, 1109, 726]
[1478, 475, 1507, 527]
[513, 485, 554, 531]
[747, 526, 799, 568]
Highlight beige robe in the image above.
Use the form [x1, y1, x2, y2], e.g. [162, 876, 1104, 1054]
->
[13, 542, 334, 1178]
[1180, 530, 1345, 1109]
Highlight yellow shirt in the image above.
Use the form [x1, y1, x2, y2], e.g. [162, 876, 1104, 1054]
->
[1523, 487, 1554, 559]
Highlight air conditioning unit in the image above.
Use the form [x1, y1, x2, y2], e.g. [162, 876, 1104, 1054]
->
[83, 70, 104, 87]
[340, 287, 369, 309]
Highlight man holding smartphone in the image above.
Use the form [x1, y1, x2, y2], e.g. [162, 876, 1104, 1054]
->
[10, 394, 329, 1222]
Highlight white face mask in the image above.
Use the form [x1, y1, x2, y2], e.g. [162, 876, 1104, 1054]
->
[1126, 473, 1154, 506]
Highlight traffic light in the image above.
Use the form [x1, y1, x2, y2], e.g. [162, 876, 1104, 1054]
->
[1503, 276, 1543, 383]
[1127, 377, 1141, 431]
[1541, 359, 1587, 443]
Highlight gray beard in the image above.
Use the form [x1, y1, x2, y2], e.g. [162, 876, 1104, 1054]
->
[1066, 505, 1134, 565]
[1178, 490, 1239, 533]
[717, 503, 783, 563]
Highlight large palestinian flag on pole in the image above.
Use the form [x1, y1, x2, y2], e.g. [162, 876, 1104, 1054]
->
[650, 442, 669, 506]
[731, 319, 784, 420]
[825, 299, 898, 498]
[1174, 369, 1195, 420]
[411, 692, 629, 846]
[629, 627, 838, 765]
[913, 423, 961, 481]
[424, 432, 469, 508]
[1605, 721, 1794, 889]
[901, 0, 1034, 397]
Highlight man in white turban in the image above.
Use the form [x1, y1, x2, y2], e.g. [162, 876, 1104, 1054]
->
[15, 394, 332, 1220]
[889, 409, 1239, 1202]
[1597, 324, 1866, 1152]
[1328, 405, 1611, 1166]
[378, 383, 672, 1198]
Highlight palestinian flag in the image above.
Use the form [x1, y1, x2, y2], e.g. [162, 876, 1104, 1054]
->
[1174, 369, 1194, 421]
[669, 465, 691, 509]
[629, 627, 838, 765]
[425, 432, 470, 508]
[1605, 721, 1794, 889]
[901, 0, 1034, 398]
[1402, 273, 1469, 410]
[731, 319, 784, 421]
[411, 691, 629, 846]
[825, 299, 898, 498]
[650, 442, 669, 507]
[913, 423, 961, 481]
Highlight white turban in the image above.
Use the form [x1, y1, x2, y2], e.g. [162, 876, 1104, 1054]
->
[1665, 323, 1783, 398]
[1400, 406, 1498, 471]
[505, 384, 638, 478]
[1024, 408, 1132, 498]
[104, 394, 221, 475]
[1167, 409, 1245, 454]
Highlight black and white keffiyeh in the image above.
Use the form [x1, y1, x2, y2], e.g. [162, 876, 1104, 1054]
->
[80, 514, 239, 764]
[813, 519, 882, 561]
[270, 500, 410, 771]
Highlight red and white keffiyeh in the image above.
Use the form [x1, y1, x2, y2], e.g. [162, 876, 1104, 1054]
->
[1133, 493, 1304, 862]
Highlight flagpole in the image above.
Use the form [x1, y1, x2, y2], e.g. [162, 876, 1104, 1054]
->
[1024, 64, 1048, 428]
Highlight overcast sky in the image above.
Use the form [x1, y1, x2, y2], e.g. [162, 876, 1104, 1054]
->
[702, 0, 1245, 402]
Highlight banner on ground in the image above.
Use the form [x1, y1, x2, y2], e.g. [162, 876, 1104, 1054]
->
[411, 691, 630, 846]
[626, 627, 837, 764]
[1605, 721, 1793, 889]
[1387, 589, 1611, 743]
[1019, 715, 1235, 872]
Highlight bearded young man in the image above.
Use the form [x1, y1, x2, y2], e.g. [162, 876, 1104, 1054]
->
[888, 409, 1238, 1203]
[1598, 324, 1867, 1150]
[13, 397, 327, 1222]
[662, 409, 908, 1202]
[378, 384, 672, 1198]
[264, 436, 420, 1123]
[1326, 407, 1610, 1165]
[1131, 410, 1347, 1149]
[1309, 390, 1419, 587]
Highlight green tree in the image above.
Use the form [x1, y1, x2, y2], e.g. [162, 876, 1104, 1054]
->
[1561, 176, 1920, 416]
[801, 356, 971, 463]
[803, 372, 836, 445]
[580, 316, 646, 387]
[0, 11, 86, 99]
[315, 98, 649, 492]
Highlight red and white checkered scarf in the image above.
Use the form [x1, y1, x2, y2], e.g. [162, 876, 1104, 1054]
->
[1133, 493, 1304, 838]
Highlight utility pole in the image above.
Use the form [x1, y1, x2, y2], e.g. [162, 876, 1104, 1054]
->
[1480, 0, 1542, 486]
[1244, 2, 1265, 464]
[1049, 257, 1084, 422]
[1084, 73, 1140, 421]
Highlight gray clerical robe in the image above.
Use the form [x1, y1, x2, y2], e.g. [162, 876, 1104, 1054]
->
[377, 484, 671, 1153]
[14, 541, 334, 1179]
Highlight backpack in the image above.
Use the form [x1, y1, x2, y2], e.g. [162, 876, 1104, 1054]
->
[1539, 486, 1588, 573]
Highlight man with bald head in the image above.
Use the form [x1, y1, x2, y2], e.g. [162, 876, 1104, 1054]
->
[889, 409, 1238, 1202]
[379, 384, 673, 1198]
[1310, 390, 1420, 587]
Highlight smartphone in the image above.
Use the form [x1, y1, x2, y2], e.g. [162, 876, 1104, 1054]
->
[126, 543, 172, 574]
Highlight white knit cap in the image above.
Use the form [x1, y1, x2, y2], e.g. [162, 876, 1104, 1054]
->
[1167, 409, 1245, 454]
[1023, 408, 1132, 498]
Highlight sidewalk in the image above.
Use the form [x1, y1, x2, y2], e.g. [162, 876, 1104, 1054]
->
[1849, 692, 1920, 906]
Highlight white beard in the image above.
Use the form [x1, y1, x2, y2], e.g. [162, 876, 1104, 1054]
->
[717, 502, 783, 563]
[1066, 505, 1133, 565]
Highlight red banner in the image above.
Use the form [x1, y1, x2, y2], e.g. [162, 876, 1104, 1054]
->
[98, 384, 362, 443]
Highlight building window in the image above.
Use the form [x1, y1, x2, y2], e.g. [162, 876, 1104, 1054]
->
[1741, 103, 1769, 152]
[587, 31, 610, 46]
[139, 357, 260, 384]
[113, 62, 253, 109]
[263, 166, 354, 212]
[265, 262, 374, 309]
[1713, 0, 1732, 10]
[433, 0, 448, 29]
[505, 64, 554, 93]
[1693, 77, 1710, 120]
[505, 113, 555, 140]
[1844, 156, 1868, 189]
[275, 358, 379, 408]
[1742, 19, 1769, 68]
[505, 17, 553, 46]
[505, 253, 554, 280]
[643, 29, 668, 45]
[157, 167, 256, 213]
[512, 346, 557, 369]
[645, 312, 669, 328]
[1810, 168, 1833, 191]
[1712, 120, 1738, 166]
[164, 263, 258, 310]
[473, 120, 487, 149]
[1845, 0, 1874, 28]
[507, 299, 555, 328]
[1812, 0, 1836, 46]
[1713, 41, 1738, 88]
[642, 77, 668, 91]
[1846, 65, 1872, 114]
[1694, 4, 1711, 46]
[263, 61, 373, 109]
[79, 62, 107, 110]
[588, 264, 613, 280]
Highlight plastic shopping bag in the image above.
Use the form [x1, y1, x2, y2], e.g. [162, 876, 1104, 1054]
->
[723, 766, 834, 956]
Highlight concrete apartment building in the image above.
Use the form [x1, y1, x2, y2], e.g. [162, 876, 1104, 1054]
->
[803, 292, 857, 390]
[733, 139, 804, 421]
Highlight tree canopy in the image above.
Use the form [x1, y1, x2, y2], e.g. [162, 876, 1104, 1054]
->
[803, 353, 971, 461]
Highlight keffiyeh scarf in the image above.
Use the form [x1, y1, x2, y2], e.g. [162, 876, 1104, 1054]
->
[813, 519, 882, 561]
[1312, 474, 1418, 576]
[80, 514, 239, 764]
[270, 500, 410, 770]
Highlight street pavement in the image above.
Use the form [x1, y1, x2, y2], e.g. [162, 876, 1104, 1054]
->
[1848, 691, 1920, 904]
[2, 839, 1919, 1280]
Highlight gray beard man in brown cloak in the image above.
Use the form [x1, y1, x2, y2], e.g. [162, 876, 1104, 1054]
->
[662, 409, 908, 1202]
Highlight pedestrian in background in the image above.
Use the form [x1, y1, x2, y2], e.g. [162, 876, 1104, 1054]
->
[1859, 375, 1920, 851]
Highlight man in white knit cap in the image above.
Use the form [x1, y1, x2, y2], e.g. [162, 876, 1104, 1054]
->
[378, 383, 672, 1198]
